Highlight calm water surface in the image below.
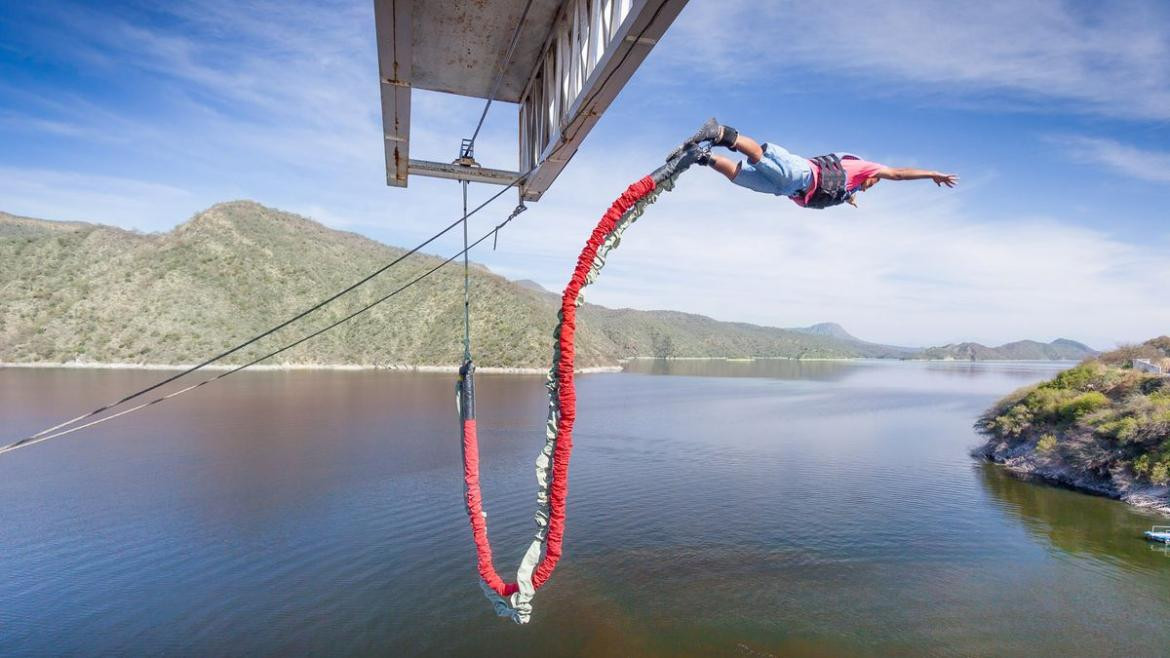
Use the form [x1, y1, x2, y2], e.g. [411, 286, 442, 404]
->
[1, 360, 1168, 656]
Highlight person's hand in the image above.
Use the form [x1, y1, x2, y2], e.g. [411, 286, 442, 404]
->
[932, 172, 959, 187]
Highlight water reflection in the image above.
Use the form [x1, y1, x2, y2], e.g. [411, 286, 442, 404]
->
[978, 463, 1169, 573]
[919, 360, 1077, 380]
[621, 357, 856, 380]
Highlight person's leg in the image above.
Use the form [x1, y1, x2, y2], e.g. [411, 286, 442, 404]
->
[731, 134, 763, 164]
[708, 154, 740, 181]
[703, 134, 763, 180]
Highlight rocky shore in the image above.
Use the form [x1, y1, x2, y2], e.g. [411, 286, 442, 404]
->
[973, 337, 1170, 516]
[974, 438, 1170, 515]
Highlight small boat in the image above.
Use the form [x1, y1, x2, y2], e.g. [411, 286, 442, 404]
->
[1145, 526, 1170, 543]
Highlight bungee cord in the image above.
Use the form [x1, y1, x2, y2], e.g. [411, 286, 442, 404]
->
[456, 146, 703, 623]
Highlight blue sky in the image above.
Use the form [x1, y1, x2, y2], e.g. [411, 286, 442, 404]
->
[1, 0, 1168, 348]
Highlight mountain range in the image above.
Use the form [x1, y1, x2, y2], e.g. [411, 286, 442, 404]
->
[916, 339, 1097, 361]
[0, 202, 1097, 368]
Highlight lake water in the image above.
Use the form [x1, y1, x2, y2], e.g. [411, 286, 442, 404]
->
[2, 361, 1168, 656]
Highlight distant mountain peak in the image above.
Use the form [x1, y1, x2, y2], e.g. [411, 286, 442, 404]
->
[513, 279, 550, 293]
[175, 201, 362, 249]
[184, 200, 289, 226]
[1051, 338, 1094, 351]
[917, 338, 1098, 361]
[793, 322, 859, 342]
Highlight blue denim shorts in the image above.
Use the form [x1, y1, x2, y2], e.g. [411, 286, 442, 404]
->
[731, 143, 813, 197]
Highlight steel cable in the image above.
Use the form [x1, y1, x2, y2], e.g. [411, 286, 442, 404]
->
[2, 170, 533, 455]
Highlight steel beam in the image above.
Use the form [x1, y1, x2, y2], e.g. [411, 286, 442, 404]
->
[407, 159, 524, 185]
[375, 0, 412, 188]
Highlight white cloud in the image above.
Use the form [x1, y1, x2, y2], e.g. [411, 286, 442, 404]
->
[1053, 136, 1170, 184]
[665, 0, 1170, 121]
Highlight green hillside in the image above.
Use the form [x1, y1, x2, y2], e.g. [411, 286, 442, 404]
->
[1, 202, 903, 369]
[976, 338, 1170, 512]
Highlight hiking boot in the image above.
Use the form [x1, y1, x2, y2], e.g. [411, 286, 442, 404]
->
[655, 143, 707, 181]
[685, 117, 738, 149]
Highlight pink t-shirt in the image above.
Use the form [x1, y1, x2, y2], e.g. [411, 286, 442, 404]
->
[793, 156, 886, 206]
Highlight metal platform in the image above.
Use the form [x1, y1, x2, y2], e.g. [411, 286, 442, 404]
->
[374, 0, 689, 201]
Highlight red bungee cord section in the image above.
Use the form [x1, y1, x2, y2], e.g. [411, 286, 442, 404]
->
[456, 147, 701, 623]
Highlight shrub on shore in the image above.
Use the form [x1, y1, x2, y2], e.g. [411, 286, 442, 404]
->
[977, 336, 1170, 486]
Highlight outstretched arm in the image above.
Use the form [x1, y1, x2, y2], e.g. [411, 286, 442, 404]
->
[875, 167, 958, 187]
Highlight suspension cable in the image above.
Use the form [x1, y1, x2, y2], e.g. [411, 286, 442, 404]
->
[9, 167, 534, 449]
[461, 179, 473, 362]
[467, 0, 535, 151]
[458, 0, 533, 361]
[0, 203, 531, 457]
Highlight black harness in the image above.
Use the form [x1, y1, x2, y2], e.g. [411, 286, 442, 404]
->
[803, 154, 850, 209]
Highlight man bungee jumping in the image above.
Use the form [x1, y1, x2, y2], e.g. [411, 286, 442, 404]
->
[679, 118, 958, 208]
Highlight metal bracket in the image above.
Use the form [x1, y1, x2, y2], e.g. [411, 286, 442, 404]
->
[456, 138, 477, 167]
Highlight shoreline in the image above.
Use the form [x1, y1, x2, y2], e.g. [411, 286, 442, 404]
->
[0, 361, 622, 375]
[1, 356, 1079, 374]
[975, 446, 1170, 517]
